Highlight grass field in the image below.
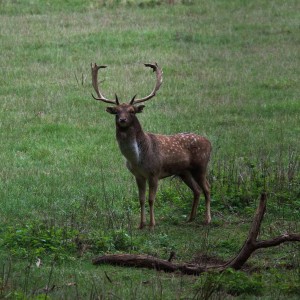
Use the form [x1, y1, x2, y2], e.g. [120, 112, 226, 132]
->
[0, 0, 299, 298]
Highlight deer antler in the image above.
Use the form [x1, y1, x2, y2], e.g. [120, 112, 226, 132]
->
[91, 63, 119, 105]
[130, 63, 163, 105]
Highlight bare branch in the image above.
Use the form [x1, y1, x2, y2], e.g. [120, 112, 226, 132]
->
[256, 233, 300, 248]
[224, 193, 267, 270]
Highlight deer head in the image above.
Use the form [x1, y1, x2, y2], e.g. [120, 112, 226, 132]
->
[91, 63, 163, 128]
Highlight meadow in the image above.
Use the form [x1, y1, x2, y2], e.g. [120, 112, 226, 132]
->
[0, 0, 299, 298]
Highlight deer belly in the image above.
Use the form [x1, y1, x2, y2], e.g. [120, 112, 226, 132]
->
[160, 159, 190, 178]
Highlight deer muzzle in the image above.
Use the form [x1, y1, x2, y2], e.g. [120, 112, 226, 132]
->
[117, 116, 129, 128]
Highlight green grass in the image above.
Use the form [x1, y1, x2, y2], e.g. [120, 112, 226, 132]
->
[0, 0, 299, 298]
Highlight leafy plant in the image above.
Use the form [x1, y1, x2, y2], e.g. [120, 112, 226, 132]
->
[0, 223, 78, 261]
[195, 268, 264, 297]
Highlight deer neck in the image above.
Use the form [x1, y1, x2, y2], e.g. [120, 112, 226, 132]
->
[116, 118, 146, 164]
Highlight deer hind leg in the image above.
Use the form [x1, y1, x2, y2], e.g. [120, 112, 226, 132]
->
[192, 170, 211, 224]
[148, 177, 159, 229]
[136, 176, 147, 229]
[179, 171, 201, 222]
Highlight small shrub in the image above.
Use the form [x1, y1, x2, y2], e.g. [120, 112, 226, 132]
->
[194, 268, 264, 297]
[111, 229, 132, 251]
[270, 268, 300, 296]
[89, 229, 135, 253]
[220, 268, 263, 296]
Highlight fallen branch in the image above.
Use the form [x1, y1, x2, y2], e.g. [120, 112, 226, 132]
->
[221, 193, 300, 270]
[92, 193, 300, 275]
[92, 253, 206, 275]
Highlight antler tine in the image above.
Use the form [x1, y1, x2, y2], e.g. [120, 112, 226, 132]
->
[91, 63, 118, 105]
[130, 63, 163, 105]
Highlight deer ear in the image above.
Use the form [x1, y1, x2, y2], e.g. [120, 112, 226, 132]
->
[106, 107, 117, 114]
[134, 105, 145, 113]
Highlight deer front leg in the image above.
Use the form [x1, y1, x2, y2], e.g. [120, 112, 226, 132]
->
[136, 176, 147, 229]
[148, 177, 159, 229]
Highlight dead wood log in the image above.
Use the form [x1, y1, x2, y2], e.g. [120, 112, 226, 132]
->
[92, 193, 300, 275]
[92, 253, 206, 275]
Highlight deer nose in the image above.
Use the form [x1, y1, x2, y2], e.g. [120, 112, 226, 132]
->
[119, 117, 127, 123]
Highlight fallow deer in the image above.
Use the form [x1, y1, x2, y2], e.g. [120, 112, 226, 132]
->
[91, 63, 212, 229]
